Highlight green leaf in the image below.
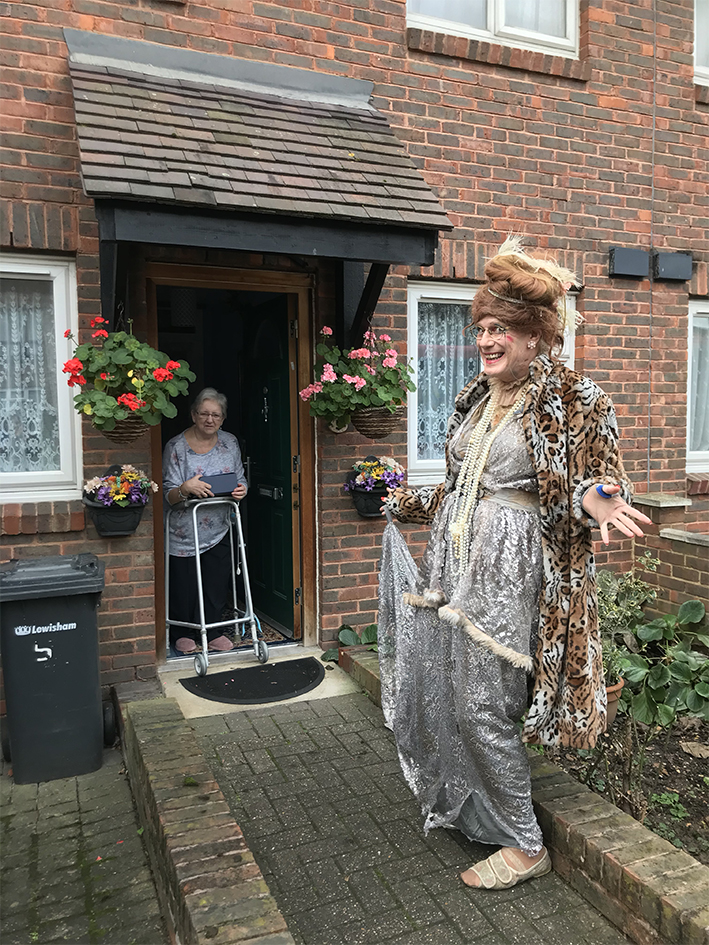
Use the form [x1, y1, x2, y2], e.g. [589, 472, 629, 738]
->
[677, 600, 705, 625]
[694, 681, 709, 699]
[619, 653, 649, 683]
[669, 661, 693, 682]
[360, 624, 378, 645]
[686, 690, 708, 714]
[695, 633, 709, 648]
[647, 665, 671, 689]
[636, 622, 664, 642]
[656, 703, 675, 727]
[320, 648, 339, 662]
[338, 627, 361, 647]
[631, 689, 657, 725]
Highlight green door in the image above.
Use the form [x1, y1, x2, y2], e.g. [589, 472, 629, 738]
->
[244, 298, 294, 635]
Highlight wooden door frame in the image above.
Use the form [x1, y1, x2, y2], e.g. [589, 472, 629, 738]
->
[146, 263, 316, 661]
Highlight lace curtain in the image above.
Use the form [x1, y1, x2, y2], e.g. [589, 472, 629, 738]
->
[0, 277, 61, 473]
[416, 300, 479, 461]
[690, 312, 709, 453]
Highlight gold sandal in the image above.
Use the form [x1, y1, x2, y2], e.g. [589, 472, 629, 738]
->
[460, 848, 551, 890]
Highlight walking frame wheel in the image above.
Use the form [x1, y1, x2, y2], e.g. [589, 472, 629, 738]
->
[194, 652, 208, 676]
[256, 639, 269, 663]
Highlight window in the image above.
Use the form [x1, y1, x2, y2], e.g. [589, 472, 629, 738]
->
[0, 255, 82, 502]
[688, 300, 709, 472]
[407, 0, 578, 58]
[407, 282, 576, 485]
[696, 0, 709, 86]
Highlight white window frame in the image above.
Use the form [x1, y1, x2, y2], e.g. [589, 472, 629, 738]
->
[0, 255, 83, 502]
[687, 299, 709, 473]
[696, 0, 709, 86]
[408, 0, 579, 60]
[407, 281, 576, 486]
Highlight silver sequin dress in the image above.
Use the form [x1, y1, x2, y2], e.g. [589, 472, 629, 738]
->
[378, 402, 545, 855]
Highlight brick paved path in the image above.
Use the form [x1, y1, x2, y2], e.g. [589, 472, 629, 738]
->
[0, 746, 168, 945]
[193, 693, 630, 945]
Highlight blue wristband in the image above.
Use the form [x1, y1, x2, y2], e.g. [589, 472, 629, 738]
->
[596, 484, 612, 498]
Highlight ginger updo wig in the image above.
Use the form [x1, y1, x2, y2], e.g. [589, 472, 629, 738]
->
[467, 238, 579, 358]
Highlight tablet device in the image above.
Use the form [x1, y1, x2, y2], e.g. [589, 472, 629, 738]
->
[202, 472, 239, 496]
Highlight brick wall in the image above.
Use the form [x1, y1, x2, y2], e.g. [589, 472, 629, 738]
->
[1, 0, 707, 666]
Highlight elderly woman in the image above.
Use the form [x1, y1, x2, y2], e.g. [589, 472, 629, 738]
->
[163, 388, 247, 655]
[379, 239, 651, 890]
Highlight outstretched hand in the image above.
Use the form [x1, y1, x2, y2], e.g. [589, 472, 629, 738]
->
[380, 486, 396, 516]
[582, 484, 652, 544]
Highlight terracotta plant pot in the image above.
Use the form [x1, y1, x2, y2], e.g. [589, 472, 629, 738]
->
[98, 416, 150, 444]
[351, 405, 406, 439]
[605, 677, 625, 728]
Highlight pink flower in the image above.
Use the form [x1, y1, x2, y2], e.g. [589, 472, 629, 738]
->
[321, 364, 337, 383]
[348, 348, 371, 359]
[383, 357, 397, 368]
[379, 334, 391, 342]
[385, 349, 397, 359]
[299, 382, 323, 402]
[366, 365, 376, 375]
[321, 326, 333, 336]
[343, 374, 366, 391]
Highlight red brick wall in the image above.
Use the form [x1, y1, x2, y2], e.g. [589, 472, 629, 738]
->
[1, 0, 707, 665]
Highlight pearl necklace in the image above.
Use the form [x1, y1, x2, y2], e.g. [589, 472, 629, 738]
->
[450, 382, 529, 573]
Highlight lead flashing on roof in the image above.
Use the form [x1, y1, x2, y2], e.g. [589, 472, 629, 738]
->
[63, 28, 375, 111]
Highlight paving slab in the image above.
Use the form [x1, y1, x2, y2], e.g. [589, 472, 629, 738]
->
[191, 692, 631, 945]
[0, 746, 169, 945]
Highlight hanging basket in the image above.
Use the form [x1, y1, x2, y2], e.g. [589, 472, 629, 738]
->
[83, 498, 146, 537]
[98, 416, 150, 444]
[351, 405, 406, 439]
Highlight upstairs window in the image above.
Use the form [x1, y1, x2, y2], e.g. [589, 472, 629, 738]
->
[696, 0, 709, 86]
[408, 0, 578, 58]
[0, 255, 82, 502]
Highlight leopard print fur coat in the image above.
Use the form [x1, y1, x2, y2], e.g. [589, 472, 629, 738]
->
[387, 355, 632, 749]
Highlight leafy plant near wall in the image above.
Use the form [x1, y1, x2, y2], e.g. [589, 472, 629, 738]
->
[321, 623, 378, 662]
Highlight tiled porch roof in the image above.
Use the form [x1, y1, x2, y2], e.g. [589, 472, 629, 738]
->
[68, 63, 451, 232]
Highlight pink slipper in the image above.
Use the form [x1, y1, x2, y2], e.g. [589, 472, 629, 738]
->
[208, 635, 234, 652]
[175, 637, 198, 654]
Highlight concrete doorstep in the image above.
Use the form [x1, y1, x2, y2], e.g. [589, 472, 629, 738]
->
[345, 651, 709, 945]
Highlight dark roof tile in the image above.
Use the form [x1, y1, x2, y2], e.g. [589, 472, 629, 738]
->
[69, 64, 451, 232]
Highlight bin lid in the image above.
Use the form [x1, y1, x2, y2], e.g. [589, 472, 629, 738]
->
[0, 554, 105, 600]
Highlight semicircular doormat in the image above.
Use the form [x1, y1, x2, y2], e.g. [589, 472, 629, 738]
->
[179, 656, 325, 705]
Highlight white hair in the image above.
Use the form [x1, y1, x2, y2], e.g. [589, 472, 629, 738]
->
[190, 387, 227, 419]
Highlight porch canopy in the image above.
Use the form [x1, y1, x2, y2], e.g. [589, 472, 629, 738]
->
[64, 30, 452, 341]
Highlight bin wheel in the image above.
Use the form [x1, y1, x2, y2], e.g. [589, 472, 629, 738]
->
[103, 701, 117, 747]
[194, 653, 208, 676]
[1, 719, 10, 763]
[256, 639, 269, 664]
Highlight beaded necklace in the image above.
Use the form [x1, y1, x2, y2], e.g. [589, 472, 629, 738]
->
[450, 382, 529, 573]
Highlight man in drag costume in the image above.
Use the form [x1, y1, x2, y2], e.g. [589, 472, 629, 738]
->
[378, 238, 651, 890]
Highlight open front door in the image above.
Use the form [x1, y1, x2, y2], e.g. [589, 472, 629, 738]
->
[243, 297, 299, 637]
[148, 266, 312, 660]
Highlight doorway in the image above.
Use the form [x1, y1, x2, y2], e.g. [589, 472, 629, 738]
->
[147, 266, 315, 661]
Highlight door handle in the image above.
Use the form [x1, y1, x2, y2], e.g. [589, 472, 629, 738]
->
[258, 486, 283, 501]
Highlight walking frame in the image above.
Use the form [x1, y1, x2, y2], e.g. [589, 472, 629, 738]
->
[165, 497, 268, 676]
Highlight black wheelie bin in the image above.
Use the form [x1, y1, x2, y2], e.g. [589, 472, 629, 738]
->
[0, 553, 105, 784]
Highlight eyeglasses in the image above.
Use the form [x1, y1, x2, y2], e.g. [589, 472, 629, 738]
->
[196, 411, 222, 420]
[469, 324, 508, 341]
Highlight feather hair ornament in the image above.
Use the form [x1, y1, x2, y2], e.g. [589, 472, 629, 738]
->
[488, 235, 583, 333]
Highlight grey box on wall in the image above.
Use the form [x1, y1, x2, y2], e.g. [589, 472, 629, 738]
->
[652, 252, 693, 281]
[608, 247, 650, 278]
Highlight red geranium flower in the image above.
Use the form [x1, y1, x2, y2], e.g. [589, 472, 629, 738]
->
[92, 329, 109, 339]
[62, 358, 84, 375]
[152, 367, 173, 382]
[165, 360, 181, 370]
[117, 392, 145, 412]
[90, 317, 106, 328]
[64, 329, 72, 338]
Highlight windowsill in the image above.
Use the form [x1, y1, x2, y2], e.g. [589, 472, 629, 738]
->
[1, 501, 86, 536]
[407, 27, 590, 81]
